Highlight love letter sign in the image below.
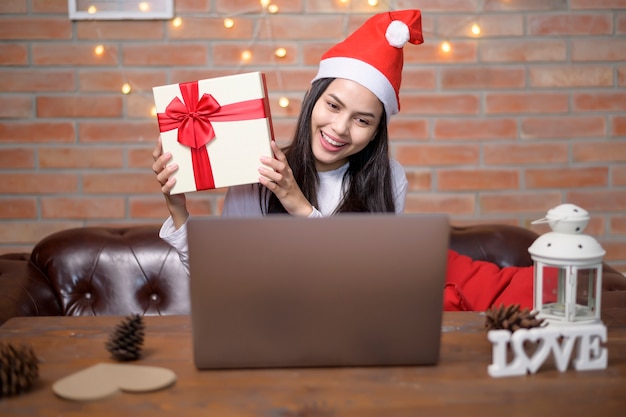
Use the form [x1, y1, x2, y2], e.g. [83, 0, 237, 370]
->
[487, 323, 608, 378]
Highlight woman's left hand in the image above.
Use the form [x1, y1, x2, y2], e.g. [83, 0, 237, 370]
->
[258, 141, 314, 217]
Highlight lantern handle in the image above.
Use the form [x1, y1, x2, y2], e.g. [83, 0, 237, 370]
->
[531, 214, 576, 225]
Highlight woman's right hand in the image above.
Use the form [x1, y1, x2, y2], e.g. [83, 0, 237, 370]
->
[152, 136, 189, 229]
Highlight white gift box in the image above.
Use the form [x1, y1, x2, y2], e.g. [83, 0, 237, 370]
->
[153, 72, 274, 194]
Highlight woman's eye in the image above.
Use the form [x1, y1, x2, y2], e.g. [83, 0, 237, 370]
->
[326, 101, 339, 110]
[356, 118, 371, 126]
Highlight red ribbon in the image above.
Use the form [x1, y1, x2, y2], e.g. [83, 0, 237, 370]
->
[157, 81, 267, 190]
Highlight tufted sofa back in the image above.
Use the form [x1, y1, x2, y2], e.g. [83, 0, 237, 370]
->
[3, 226, 189, 321]
[1, 223, 540, 321]
[3, 222, 624, 326]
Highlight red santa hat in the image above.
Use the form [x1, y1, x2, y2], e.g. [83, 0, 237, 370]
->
[312, 9, 424, 122]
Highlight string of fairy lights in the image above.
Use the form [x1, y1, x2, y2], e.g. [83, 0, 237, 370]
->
[86, 0, 485, 116]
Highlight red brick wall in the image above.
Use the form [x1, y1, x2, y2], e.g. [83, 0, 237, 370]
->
[1, 0, 625, 272]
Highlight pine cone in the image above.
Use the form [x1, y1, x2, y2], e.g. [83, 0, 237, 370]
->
[485, 304, 545, 332]
[0, 342, 39, 398]
[106, 314, 145, 361]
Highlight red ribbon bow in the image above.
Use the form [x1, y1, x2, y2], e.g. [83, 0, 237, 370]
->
[157, 80, 267, 190]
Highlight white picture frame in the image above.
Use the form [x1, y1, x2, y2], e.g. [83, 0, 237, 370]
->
[68, 0, 174, 20]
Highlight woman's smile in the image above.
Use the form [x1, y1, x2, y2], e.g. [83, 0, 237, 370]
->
[320, 130, 347, 150]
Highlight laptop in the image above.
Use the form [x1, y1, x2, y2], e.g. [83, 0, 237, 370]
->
[187, 213, 449, 370]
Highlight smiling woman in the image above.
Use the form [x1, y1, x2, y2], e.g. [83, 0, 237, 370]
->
[68, 0, 174, 20]
[152, 9, 423, 255]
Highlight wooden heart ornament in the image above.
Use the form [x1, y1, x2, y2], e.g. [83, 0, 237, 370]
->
[52, 363, 176, 401]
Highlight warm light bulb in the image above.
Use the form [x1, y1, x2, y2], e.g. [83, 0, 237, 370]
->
[87, 5, 97, 14]
[339, 0, 350, 4]
[367, 0, 379, 6]
[241, 50, 252, 61]
[138, 2, 150, 12]
[121, 83, 131, 94]
[441, 41, 451, 53]
[275, 47, 287, 58]
[150, 106, 157, 117]
[278, 97, 290, 108]
[223, 18, 234, 28]
[172, 17, 182, 27]
[268, 4, 279, 13]
[471, 23, 481, 35]
[94, 45, 104, 55]
[260, 0, 270, 7]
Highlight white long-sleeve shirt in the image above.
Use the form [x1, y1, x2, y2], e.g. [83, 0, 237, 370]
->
[159, 159, 408, 274]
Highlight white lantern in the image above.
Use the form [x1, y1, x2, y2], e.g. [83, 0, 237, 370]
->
[528, 203, 606, 324]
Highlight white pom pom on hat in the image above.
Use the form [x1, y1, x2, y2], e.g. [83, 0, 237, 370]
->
[386, 20, 411, 48]
[312, 10, 424, 122]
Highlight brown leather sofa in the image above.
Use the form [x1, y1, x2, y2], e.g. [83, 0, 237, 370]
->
[0, 223, 624, 326]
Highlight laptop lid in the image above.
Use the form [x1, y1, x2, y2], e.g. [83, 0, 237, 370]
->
[187, 213, 449, 370]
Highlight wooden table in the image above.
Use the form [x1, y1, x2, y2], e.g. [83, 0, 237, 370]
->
[1, 305, 625, 416]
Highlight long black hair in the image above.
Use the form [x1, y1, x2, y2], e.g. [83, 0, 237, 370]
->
[262, 77, 395, 214]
